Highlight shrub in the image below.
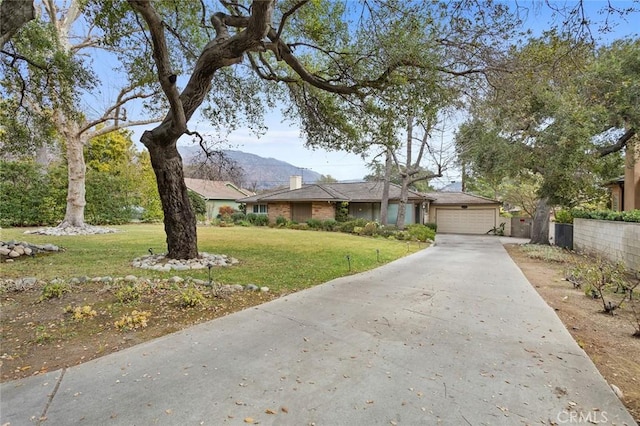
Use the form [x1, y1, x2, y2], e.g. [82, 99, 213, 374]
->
[338, 218, 367, 233]
[288, 222, 309, 231]
[375, 225, 397, 238]
[115, 284, 141, 304]
[231, 212, 246, 223]
[322, 219, 338, 231]
[176, 286, 205, 308]
[306, 218, 322, 229]
[395, 231, 409, 240]
[335, 202, 349, 222]
[253, 214, 269, 226]
[0, 160, 65, 227]
[114, 310, 151, 330]
[361, 221, 379, 236]
[571, 208, 640, 223]
[406, 224, 436, 242]
[41, 282, 70, 300]
[66, 305, 98, 321]
[554, 209, 573, 224]
[187, 190, 207, 217]
[425, 222, 437, 232]
[276, 216, 288, 227]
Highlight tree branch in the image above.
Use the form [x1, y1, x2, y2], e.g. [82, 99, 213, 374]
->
[597, 128, 636, 157]
[128, 0, 186, 137]
[87, 118, 163, 138]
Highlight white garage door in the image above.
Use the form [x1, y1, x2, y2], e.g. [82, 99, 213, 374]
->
[436, 208, 496, 234]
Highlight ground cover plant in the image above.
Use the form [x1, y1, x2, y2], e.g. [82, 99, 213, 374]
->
[0, 224, 425, 382]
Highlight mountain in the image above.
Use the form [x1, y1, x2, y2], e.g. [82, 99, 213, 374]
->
[178, 147, 322, 190]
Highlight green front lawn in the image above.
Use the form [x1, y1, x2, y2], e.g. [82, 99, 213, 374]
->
[1, 224, 426, 291]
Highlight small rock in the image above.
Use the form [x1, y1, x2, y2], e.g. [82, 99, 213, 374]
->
[0, 247, 10, 255]
[101, 276, 113, 283]
[23, 247, 33, 256]
[610, 383, 624, 399]
[245, 284, 259, 291]
[192, 279, 206, 286]
[124, 275, 138, 282]
[69, 277, 81, 285]
[8, 250, 20, 258]
[260, 287, 270, 293]
[169, 276, 184, 284]
[231, 284, 244, 292]
[173, 264, 190, 271]
[14, 277, 37, 291]
[14, 246, 25, 255]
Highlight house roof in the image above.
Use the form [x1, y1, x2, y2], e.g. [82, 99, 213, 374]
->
[184, 178, 254, 200]
[604, 175, 625, 187]
[424, 191, 501, 205]
[238, 181, 432, 203]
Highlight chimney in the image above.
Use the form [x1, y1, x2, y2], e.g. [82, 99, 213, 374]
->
[290, 175, 302, 190]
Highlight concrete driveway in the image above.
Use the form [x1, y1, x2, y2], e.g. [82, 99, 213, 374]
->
[2, 234, 636, 425]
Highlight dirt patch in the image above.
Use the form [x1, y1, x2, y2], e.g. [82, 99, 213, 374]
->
[504, 244, 640, 422]
[0, 282, 279, 382]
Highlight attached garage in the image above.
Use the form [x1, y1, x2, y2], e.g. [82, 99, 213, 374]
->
[434, 208, 497, 234]
[425, 192, 503, 235]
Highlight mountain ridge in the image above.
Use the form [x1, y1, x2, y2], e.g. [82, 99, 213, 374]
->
[178, 146, 322, 190]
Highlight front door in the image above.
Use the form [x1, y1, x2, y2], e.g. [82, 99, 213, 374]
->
[291, 203, 312, 223]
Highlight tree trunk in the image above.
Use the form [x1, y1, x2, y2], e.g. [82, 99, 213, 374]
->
[0, 0, 34, 49]
[380, 147, 392, 226]
[144, 132, 198, 259]
[530, 197, 551, 245]
[396, 179, 409, 230]
[59, 128, 87, 228]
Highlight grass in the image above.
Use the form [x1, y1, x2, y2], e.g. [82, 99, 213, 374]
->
[1, 224, 425, 292]
[1, 224, 428, 382]
[519, 243, 573, 263]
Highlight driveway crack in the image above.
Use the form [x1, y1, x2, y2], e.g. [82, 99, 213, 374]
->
[37, 367, 66, 425]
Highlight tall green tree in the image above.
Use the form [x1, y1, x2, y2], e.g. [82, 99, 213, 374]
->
[456, 34, 628, 243]
[1, 0, 159, 230]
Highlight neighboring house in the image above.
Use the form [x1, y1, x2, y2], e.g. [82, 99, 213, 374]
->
[606, 140, 640, 211]
[184, 178, 254, 221]
[424, 192, 503, 235]
[237, 176, 431, 226]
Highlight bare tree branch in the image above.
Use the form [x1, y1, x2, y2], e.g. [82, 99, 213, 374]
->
[88, 118, 163, 138]
[597, 128, 636, 157]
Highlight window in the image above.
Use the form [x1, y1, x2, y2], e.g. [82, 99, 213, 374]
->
[253, 204, 268, 214]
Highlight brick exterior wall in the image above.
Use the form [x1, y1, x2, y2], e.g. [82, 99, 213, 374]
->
[574, 218, 640, 272]
[267, 202, 291, 223]
[312, 202, 336, 221]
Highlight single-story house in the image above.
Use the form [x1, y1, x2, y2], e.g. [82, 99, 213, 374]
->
[184, 178, 254, 220]
[424, 192, 503, 235]
[605, 139, 640, 211]
[237, 176, 431, 226]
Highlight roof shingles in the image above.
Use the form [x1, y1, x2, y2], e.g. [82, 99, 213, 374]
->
[238, 182, 430, 203]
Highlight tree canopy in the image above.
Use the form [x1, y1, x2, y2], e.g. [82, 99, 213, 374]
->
[3, 0, 638, 254]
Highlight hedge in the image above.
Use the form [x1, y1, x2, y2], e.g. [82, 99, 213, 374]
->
[571, 209, 640, 223]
